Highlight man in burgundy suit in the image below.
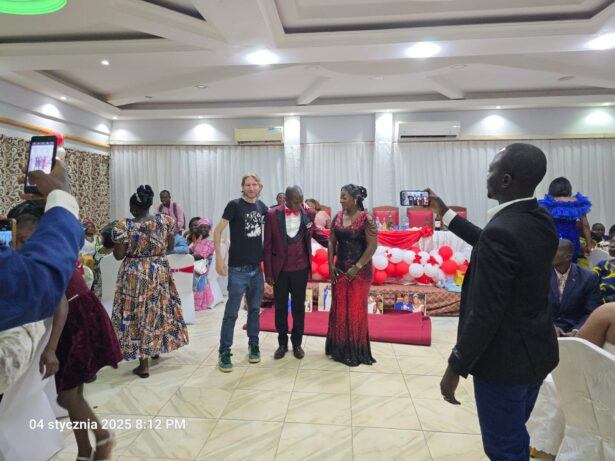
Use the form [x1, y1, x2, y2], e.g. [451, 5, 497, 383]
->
[264, 186, 329, 359]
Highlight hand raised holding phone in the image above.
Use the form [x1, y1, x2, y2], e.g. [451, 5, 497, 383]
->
[20, 159, 71, 200]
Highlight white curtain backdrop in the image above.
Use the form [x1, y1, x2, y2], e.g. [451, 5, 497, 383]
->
[394, 138, 615, 226]
[111, 139, 615, 229]
[110, 145, 285, 224]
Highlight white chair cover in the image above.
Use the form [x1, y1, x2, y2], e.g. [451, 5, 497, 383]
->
[589, 249, 610, 269]
[527, 374, 565, 455]
[552, 338, 615, 461]
[167, 253, 195, 324]
[99, 254, 121, 317]
[0, 322, 64, 461]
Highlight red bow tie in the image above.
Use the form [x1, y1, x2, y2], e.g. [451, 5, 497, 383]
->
[285, 209, 299, 216]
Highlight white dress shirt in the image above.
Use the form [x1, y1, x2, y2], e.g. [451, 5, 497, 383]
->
[285, 208, 301, 238]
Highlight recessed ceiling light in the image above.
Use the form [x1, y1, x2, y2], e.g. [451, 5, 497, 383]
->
[0, 0, 67, 15]
[585, 110, 612, 125]
[60, 96, 67, 100]
[112, 116, 118, 120]
[246, 49, 279, 66]
[144, 95, 153, 99]
[558, 75, 575, 81]
[405, 42, 441, 59]
[304, 65, 320, 71]
[100, 59, 110, 66]
[450, 64, 467, 69]
[370, 76, 384, 81]
[195, 84, 207, 89]
[496, 106, 502, 109]
[198, 116, 204, 119]
[586, 33, 615, 50]
[602, 102, 612, 106]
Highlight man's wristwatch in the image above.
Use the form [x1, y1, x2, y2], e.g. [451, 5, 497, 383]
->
[355, 262, 363, 270]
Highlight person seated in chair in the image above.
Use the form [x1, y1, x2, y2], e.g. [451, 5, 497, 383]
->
[550, 239, 602, 336]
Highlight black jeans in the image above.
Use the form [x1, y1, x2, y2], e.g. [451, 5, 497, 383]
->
[274, 268, 309, 347]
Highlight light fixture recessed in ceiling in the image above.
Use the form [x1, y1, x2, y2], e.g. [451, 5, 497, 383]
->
[101, 59, 110, 66]
[602, 102, 612, 106]
[370, 76, 384, 81]
[450, 64, 467, 69]
[198, 116, 204, 119]
[585, 110, 612, 125]
[496, 106, 502, 109]
[60, 96, 67, 100]
[0, 0, 67, 15]
[144, 95, 153, 99]
[195, 84, 207, 89]
[405, 42, 441, 59]
[246, 49, 279, 66]
[112, 116, 118, 120]
[558, 75, 575, 81]
[586, 33, 615, 50]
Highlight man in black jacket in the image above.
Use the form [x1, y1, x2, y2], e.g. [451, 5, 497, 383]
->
[427, 143, 559, 461]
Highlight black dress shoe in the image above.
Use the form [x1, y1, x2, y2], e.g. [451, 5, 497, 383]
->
[274, 345, 288, 359]
[293, 346, 305, 359]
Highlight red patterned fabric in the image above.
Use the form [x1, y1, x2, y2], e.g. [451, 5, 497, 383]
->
[326, 211, 376, 366]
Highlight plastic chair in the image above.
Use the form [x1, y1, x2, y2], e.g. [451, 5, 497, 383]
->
[589, 249, 610, 269]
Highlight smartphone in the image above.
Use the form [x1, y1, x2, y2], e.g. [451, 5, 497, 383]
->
[400, 190, 430, 207]
[0, 218, 16, 249]
[24, 135, 58, 194]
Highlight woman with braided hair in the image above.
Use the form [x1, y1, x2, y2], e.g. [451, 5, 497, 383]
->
[326, 184, 378, 366]
[111, 185, 189, 378]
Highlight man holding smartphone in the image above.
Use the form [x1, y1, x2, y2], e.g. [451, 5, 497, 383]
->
[1, 159, 84, 331]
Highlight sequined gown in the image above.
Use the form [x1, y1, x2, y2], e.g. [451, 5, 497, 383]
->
[326, 211, 376, 366]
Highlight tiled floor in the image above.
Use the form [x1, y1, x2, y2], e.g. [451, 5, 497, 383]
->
[50, 308, 490, 461]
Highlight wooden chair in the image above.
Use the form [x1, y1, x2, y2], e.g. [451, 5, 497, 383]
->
[372, 206, 399, 226]
[407, 207, 433, 228]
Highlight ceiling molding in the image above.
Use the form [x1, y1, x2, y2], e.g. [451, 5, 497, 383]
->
[425, 76, 466, 100]
[296, 76, 332, 105]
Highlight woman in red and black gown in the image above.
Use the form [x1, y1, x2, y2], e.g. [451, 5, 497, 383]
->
[326, 184, 378, 366]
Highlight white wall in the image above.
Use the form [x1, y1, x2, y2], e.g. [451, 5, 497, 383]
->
[0, 80, 111, 154]
[110, 117, 284, 145]
[301, 114, 374, 143]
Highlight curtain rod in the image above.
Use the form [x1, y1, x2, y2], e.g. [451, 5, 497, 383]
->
[0, 117, 110, 150]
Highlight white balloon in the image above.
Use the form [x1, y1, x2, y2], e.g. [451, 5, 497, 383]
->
[389, 248, 403, 263]
[452, 252, 466, 265]
[402, 250, 416, 264]
[437, 269, 446, 282]
[409, 263, 424, 279]
[375, 246, 387, 255]
[424, 263, 438, 279]
[433, 254, 443, 266]
[372, 255, 388, 270]
[429, 249, 439, 258]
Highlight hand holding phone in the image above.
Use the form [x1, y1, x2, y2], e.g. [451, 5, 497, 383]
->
[24, 135, 58, 195]
[0, 218, 16, 249]
[400, 190, 430, 207]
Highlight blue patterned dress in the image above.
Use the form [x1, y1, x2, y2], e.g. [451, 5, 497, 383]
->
[538, 193, 591, 263]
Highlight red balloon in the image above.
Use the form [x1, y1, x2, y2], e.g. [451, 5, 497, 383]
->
[440, 259, 459, 275]
[458, 263, 469, 273]
[395, 261, 409, 277]
[373, 269, 388, 285]
[50, 131, 64, 147]
[313, 248, 328, 264]
[311, 261, 319, 274]
[411, 246, 421, 254]
[415, 274, 434, 285]
[438, 246, 454, 261]
[318, 263, 330, 279]
[385, 262, 396, 276]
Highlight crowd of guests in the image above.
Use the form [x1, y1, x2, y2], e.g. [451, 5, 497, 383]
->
[2, 143, 615, 461]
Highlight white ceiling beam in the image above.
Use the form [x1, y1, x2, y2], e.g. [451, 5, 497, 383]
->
[103, 0, 226, 49]
[425, 75, 465, 100]
[2, 71, 120, 118]
[190, 0, 278, 47]
[107, 65, 295, 106]
[296, 76, 331, 105]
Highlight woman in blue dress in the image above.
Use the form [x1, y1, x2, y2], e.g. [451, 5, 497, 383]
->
[539, 177, 592, 262]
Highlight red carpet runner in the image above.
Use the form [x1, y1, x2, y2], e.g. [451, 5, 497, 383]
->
[255, 308, 431, 346]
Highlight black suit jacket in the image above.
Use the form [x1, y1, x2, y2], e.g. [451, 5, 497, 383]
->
[448, 199, 559, 385]
[549, 264, 601, 332]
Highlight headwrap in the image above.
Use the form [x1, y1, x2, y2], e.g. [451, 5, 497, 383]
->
[197, 218, 211, 227]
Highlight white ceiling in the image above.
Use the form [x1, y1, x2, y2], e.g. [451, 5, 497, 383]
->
[0, 0, 614, 120]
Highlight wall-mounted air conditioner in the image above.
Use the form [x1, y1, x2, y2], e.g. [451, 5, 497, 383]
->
[234, 126, 283, 144]
[397, 121, 460, 141]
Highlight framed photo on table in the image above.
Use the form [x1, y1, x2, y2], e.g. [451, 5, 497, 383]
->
[318, 283, 332, 311]
[305, 288, 313, 312]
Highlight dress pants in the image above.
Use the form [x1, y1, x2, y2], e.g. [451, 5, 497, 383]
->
[274, 268, 309, 347]
[473, 377, 542, 461]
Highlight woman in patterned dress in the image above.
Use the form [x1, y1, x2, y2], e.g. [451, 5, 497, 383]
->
[326, 184, 378, 366]
[112, 185, 189, 378]
[190, 218, 215, 310]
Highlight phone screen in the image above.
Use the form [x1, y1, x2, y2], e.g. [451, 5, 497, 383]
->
[0, 220, 14, 249]
[26, 138, 57, 188]
[400, 190, 430, 207]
